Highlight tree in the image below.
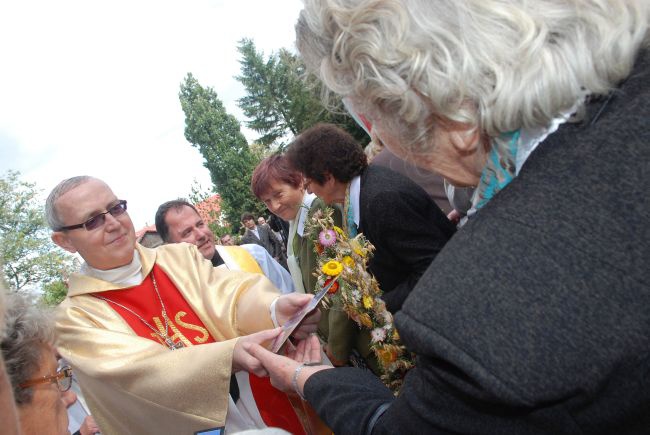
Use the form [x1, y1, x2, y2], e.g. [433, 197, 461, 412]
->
[179, 74, 266, 226]
[0, 171, 77, 301]
[188, 180, 230, 238]
[236, 38, 369, 151]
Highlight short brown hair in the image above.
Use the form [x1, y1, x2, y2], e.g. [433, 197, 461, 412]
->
[251, 154, 303, 199]
[286, 123, 367, 184]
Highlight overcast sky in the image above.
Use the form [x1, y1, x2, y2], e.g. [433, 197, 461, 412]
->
[0, 0, 303, 229]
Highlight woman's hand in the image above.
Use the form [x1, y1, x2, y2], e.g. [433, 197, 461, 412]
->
[247, 334, 332, 395]
[232, 328, 283, 376]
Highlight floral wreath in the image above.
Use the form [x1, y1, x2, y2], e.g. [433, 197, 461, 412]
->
[306, 207, 413, 392]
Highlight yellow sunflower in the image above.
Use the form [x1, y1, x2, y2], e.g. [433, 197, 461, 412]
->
[362, 295, 374, 309]
[321, 260, 343, 276]
[350, 239, 365, 257]
[342, 255, 355, 268]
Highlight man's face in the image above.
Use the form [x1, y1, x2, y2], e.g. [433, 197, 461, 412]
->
[51, 179, 136, 270]
[243, 218, 256, 230]
[18, 346, 75, 435]
[220, 235, 233, 246]
[164, 205, 216, 260]
[258, 217, 266, 225]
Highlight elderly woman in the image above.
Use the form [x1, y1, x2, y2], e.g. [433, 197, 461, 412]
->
[252, 155, 375, 369]
[1, 292, 77, 435]
[247, 0, 650, 433]
[0, 288, 20, 435]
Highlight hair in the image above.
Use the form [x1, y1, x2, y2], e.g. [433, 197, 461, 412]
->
[45, 176, 95, 231]
[251, 154, 303, 200]
[286, 123, 367, 184]
[0, 293, 55, 406]
[297, 0, 650, 150]
[241, 212, 255, 223]
[154, 199, 199, 243]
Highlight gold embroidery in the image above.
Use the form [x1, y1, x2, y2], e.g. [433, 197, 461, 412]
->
[152, 316, 192, 347]
[175, 311, 209, 343]
[151, 314, 208, 346]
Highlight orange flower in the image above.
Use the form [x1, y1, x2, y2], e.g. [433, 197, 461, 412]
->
[324, 277, 339, 294]
[377, 347, 398, 365]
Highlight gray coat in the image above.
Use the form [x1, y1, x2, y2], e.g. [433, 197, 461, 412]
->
[305, 51, 650, 434]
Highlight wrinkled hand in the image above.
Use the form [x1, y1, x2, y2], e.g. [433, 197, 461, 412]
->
[232, 328, 282, 377]
[275, 293, 321, 339]
[247, 334, 331, 394]
[79, 415, 100, 435]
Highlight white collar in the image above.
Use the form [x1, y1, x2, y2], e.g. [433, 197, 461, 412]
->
[80, 250, 143, 286]
[296, 192, 317, 237]
[350, 175, 361, 226]
[516, 94, 587, 175]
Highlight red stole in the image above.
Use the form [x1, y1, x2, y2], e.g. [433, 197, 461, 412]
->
[96, 264, 305, 434]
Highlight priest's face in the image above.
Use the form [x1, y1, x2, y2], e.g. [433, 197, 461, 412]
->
[164, 205, 216, 260]
[51, 179, 136, 270]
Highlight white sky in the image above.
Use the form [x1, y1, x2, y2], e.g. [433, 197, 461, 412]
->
[0, 0, 303, 229]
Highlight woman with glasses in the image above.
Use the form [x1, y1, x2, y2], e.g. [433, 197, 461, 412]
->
[1, 292, 77, 435]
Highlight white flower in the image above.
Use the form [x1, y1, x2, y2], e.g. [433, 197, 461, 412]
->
[371, 327, 387, 343]
[352, 290, 361, 301]
[382, 310, 393, 323]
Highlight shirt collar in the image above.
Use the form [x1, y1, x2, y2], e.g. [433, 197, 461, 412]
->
[297, 192, 317, 237]
[79, 250, 143, 286]
[350, 175, 361, 226]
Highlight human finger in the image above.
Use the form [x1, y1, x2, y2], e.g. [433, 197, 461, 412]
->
[307, 334, 322, 363]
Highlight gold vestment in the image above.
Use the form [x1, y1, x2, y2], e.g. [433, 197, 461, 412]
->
[56, 243, 278, 434]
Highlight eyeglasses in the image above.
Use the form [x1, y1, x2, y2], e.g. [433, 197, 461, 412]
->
[19, 365, 73, 392]
[57, 200, 128, 231]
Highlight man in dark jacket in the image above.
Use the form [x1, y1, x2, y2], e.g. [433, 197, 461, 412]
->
[240, 212, 288, 269]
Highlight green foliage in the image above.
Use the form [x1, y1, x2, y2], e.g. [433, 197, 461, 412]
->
[179, 74, 266, 225]
[41, 280, 70, 306]
[0, 171, 77, 302]
[236, 39, 369, 151]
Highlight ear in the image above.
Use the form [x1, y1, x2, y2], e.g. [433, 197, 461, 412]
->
[323, 172, 334, 186]
[51, 232, 78, 254]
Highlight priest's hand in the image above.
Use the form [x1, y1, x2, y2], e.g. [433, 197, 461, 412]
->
[247, 334, 332, 395]
[275, 293, 321, 339]
[232, 328, 283, 377]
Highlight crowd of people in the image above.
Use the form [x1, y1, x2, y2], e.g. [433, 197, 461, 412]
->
[1, 0, 648, 434]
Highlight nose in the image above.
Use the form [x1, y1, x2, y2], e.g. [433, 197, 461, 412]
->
[61, 389, 77, 408]
[194, 228, 207, 242]
[103, 211, 122, 230]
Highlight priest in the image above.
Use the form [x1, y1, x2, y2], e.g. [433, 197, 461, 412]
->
[47, 176, 319, 434]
